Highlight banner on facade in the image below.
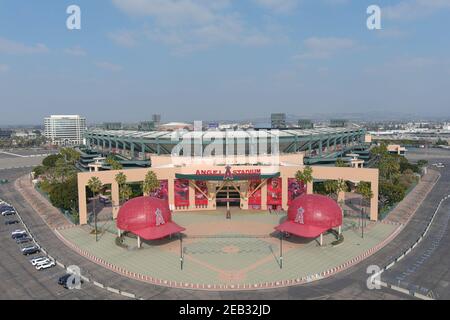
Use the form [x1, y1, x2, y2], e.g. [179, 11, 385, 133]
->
[248, 180, 262, 206]
[195, 181, 208, 206]
[267, 177, 282, 206]
[174, 179, 190, 207]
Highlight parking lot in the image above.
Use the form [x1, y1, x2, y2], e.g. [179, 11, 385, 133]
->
[0, 189, 127, 300]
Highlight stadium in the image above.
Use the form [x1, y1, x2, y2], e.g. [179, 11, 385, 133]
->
[77, 126, 379, 225]
[51, 124, 404, 291]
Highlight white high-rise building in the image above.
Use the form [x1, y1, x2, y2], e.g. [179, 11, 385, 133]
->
[44, 115, 87, 146]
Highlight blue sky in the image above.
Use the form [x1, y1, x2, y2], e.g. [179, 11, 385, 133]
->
[0, 0, 449, 125]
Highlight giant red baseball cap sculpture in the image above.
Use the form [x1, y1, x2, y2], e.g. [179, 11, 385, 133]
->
[117, 196, 185, 240]
[275, 194, 342, 238]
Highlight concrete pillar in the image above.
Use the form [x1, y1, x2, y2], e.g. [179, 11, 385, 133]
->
[118, 229, 121, 237]
[338, 226, 342, 236]
[261, 180, 268, 210]
[307, 181, 313, 194]
[168, 177, 175, 211]
[78, 179, 88, 225]
[370, 178, 379, 221]
[189, 181, 196, 209]
[112, 181, 120, 219]
[281, 176, 288, 211]
[319, 233, 323, 246]
[137, 236, 141, 248]
[337, 191, 345, 203]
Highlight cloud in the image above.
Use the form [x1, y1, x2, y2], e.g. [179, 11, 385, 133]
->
[111, 0, 217, 26]
[252, 0, 300, 13]
[112, 0, 277, 54]
[383, 0, 450, 20]
[294, 37, 355, 60]
[64, 46, 87, 56]
[0, 64, 9, 73]
[95, 61, 123, 72]
[0, 37, 49, 54]
[108, 30, 138, 48]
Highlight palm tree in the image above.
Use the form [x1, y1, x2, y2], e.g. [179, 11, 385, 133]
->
[106, 155, 123, 170]
[295, 166, 313, 193]
[115, 172, 130, 205]
[142, 171, 159, 196]
[87, 177, 103, 242]
[324, 180, 338, 198]
[335, 158, 348, 167]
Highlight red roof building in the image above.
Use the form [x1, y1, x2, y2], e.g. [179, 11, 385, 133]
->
[275, 194, 342, 239]
[117, 196, 185, 241]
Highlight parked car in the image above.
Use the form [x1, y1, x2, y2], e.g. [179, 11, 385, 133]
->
[36, 261, 55, 270]
[22, 246, 40, 255]
[5, 219, 20, 225]
[58, 274, 71, 285]
[1, 207, 14, 214]
[16, 237, 32, 244]
[12, 233, 28, 240]
[58, 273, 84, 288]
[33, 258, 51, 266]
[2, 210, 16, 216]
[30, 256, 48, 266]
[11, 230, 27, 238]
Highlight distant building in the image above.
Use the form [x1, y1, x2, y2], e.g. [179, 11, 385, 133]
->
[44, 115, 86, 146]
[138, 121, 155, 131]
[330, 119, 348, 128]
[159, 122, 193, 131]
[271, 113, 286, 129]
[298, 119, 313, 129]
[0, 129, 13, 139]
[152, 114, 161, 128]
[103, 122, 122, 130]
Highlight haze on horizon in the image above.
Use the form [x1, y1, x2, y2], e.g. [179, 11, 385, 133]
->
[0, 0, 449, 126]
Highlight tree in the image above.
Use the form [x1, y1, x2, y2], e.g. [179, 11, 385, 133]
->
[335, 158, 348, 167]
[417, 160, 428, 168]
[106, 155, 123, 170]
[378, 156, 400, 181]
[42, 154, 63, 168]
[60, 148, 81, 164]
[324, 180, 338, 197]
[54, 157, 77, 182]
[370, 143, 389, 159]
[142, 171, 159, 196]
[295, 166, 313, 192]
[87, 177, 103, 241]
[356, 182, 374, 213]
[115, 172, 131, 204]
[48, 177, 78, 211]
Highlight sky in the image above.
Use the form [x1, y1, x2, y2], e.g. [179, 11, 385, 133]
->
[0, 0, 449, 125]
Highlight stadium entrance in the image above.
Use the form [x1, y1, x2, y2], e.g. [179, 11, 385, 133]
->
[215, 186, 241, 208]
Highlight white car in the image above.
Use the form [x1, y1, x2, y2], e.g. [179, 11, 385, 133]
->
[11, 229, 27, 236]
[36, 261, 55, 270]
[436, 164, 445, 168]
[30, 257, 50, 266]
[2, 210, 16, 216]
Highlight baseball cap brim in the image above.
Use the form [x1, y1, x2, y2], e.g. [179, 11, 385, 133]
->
[133, 222, 186, 241]
[275, 221, 327, 238]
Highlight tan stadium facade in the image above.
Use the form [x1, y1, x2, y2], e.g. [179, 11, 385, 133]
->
[77, 153, 379, 225]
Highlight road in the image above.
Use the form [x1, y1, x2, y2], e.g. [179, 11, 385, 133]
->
[0, 148, 449, 299]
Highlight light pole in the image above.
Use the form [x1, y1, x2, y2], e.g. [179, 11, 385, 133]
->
[280, 232, 283, 269]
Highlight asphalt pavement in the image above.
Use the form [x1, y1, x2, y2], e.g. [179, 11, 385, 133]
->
[0, 148, 449, 299]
